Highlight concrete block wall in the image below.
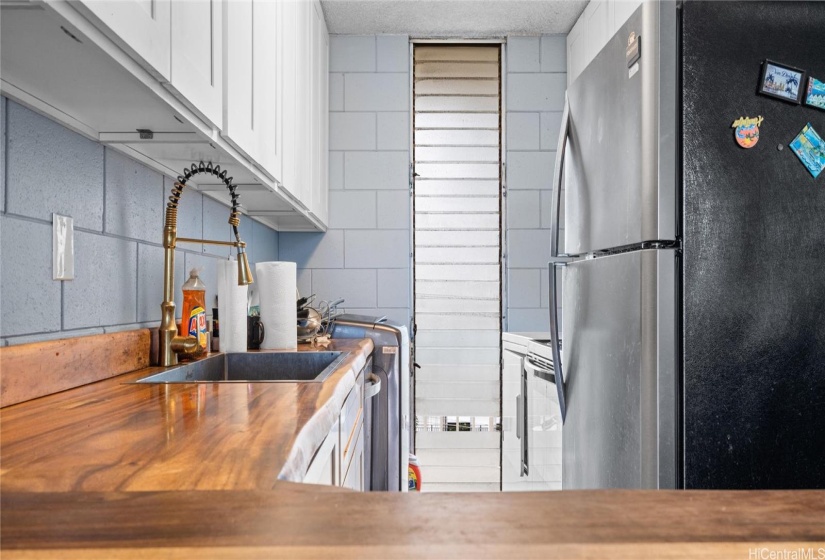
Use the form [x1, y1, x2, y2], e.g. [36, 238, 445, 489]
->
[0, 98, 280, 346]
[505, 36, 566, 332]
[280, 35, 412, 328]
[281, 35, 565, 333]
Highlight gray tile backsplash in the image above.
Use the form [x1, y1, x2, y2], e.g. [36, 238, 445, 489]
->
[0, 216, 62, 337]
[0, 98, 280, 346]
[63, 231, 137, 330]
[6, 100, 104, 231]
[104, 149, 163, 244]
[312, 268, 377, 308]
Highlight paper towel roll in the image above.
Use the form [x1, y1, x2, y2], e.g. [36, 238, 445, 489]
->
[256, 261, 297, 350]
[217, 259, 248, 353]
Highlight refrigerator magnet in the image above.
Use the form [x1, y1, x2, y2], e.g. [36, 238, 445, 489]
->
[804, 76, 825, 111]
[758, 60, 806, 104]
[731, 116, 763, 149]
[789, 123, 825, 178]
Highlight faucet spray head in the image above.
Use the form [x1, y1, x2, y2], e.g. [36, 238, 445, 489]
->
[238, 250, 254, 286]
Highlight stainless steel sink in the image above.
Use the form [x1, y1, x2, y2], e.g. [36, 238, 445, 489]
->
[132, 351, 348, 384]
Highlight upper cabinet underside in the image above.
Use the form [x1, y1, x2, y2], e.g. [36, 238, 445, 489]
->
[0, 0, 329, 232]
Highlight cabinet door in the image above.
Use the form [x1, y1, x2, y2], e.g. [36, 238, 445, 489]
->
[75, 0, 171, 80]
[254, 0, 280, 179]
[304, 420, 339, 486]
[168, 0, 223, 127]
[223, 0, 281, 179]
[342, 425, 364, 491]
[278, 1, 301, 205]
[502, 348, 525, 491]
[310, 1, 329, 224]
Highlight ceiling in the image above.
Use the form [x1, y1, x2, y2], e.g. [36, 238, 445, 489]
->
[319, 0, 588, 37]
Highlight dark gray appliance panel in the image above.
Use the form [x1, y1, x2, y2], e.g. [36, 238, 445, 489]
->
[682, 1, 825, 489]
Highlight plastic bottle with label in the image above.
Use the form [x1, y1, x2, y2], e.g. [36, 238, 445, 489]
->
[180, 268, 208, 356]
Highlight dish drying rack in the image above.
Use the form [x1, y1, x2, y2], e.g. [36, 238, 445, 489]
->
[297, 295, 346, 343]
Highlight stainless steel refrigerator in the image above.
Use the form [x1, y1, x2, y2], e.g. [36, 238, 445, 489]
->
[548, 1, 825, 490]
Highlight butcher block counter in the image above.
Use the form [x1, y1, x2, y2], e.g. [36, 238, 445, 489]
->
[0, 338, 374, 492]
[2, 335, 824, 559]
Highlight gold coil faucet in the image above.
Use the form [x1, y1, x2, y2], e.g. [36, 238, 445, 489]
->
[159, 162, 253, 367]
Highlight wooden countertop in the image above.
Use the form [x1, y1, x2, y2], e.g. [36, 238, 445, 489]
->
[0, 339, 373, 492]
[2, 487, 824, 558]
[2, 336, 824, 558]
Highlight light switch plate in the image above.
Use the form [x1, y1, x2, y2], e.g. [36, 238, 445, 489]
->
[53, 213, 74, 281]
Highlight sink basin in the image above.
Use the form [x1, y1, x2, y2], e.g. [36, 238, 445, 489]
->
[132, 351, 348, 384]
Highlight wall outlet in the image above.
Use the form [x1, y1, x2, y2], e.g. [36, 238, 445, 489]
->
[53, 214, 74, 281]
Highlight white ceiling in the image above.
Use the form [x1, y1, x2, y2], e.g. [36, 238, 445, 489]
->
[319, 0, 588, 37]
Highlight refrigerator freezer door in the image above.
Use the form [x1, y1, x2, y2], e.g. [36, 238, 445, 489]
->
[563, 1, 677, 255]
[562, 249, 677, 489]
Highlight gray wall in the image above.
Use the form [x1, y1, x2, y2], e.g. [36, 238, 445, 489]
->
[281, 35, 565, 333]
[505, 36, 566, 332]
[280, 35, 412, 327]
[0, 97, 280, 346]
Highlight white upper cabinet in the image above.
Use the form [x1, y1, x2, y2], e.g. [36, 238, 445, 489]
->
[223, 0, 281, 180]
[2, 0, 329, 230]
[278, 1, 301, 206]
[310, 1, 329, 224]
[167, 0, 223, 128]
[74, 0, 172, 81]
[278, 0, 328, 218]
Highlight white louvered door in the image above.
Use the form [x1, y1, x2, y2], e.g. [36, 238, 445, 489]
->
[413, 45, 502, 493]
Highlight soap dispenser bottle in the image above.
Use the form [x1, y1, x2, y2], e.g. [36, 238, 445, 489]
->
[180, 268, 208, 356]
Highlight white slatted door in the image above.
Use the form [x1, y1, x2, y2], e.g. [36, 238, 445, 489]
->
[413, 45, 502, 493]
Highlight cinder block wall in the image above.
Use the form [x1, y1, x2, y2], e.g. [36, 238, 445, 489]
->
[0, 97, 280, 346]
[279, 35, 413, 327]
[282, 35, 566, 333]
[505, 36, 566, 332]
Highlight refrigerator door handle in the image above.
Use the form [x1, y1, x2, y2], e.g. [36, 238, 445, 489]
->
[549, 261, 567, 423]
[549, 93, 570, 424]
[550, 93, 570, 260]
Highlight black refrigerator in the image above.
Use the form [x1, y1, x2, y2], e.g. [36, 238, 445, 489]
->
[548, 1, 825, 490]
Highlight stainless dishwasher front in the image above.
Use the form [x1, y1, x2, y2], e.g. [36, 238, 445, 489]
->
[329, 314, 410, 492]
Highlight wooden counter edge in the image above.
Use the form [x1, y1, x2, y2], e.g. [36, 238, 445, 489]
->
[0, 329, 153, 407]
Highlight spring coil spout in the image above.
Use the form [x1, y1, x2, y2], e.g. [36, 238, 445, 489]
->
[166, 161, 243, 242]
[159, 161, 252, 367]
